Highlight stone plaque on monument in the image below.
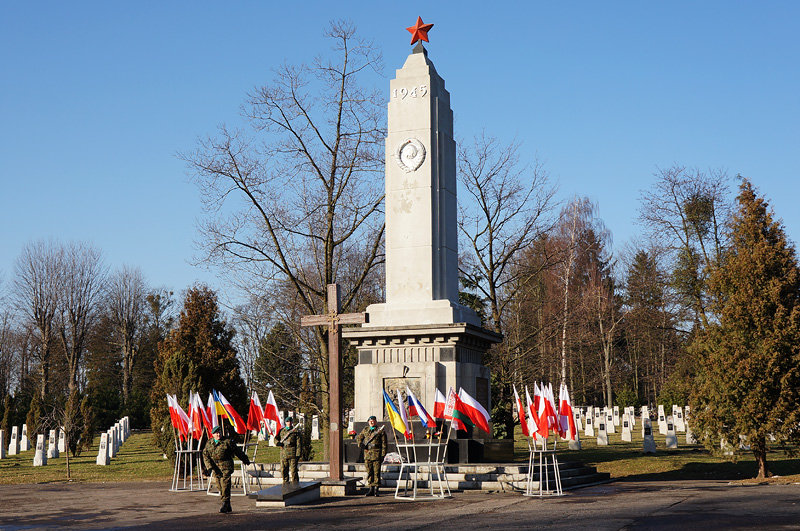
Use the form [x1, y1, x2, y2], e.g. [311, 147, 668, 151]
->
[665, 417, 678, 449]
[343, 41, 501, 432]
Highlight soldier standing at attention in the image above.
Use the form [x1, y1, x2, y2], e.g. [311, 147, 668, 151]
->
[202, 425, 250, 513]
[357, 415, 387, 496]
[277, 416, 300, 484]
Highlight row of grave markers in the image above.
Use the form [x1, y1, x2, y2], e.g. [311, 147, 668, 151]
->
[253, 410, 358, 445]
[1, 424, 69, 465]
[96, 417, 131, 465]
[574, 404, 697, 452]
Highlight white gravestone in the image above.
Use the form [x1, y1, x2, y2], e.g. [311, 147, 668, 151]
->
[8, 426, 19, 456]
[297, 413, 305, 427]
[96, 433, 110, 465]
[665, 417, 678, 449]
[20, 423, 31, 451]
[568, 413, 582, 450]
[641, 405, 649, 423]
[657, 405, 667, 435]
[118, 421, 126, 443]
[721, 438, 734, 456]
[613, 406, 620, 427]
[621, 413, 632, 442]
[47, 429, 59, 459]
[596, 420, 608, 446]
[628, 407, 636, 427]
[585, 406, 595, 436]
[33, 434, 47, 466]
[684, 408, 697, 444]
[0, 429, 5, 459]
[311, 415, 320, 440]
[124, 416, 131, 438]
[606, 408, 615, 434]
[739, 434, 751, 450]
[674, 407, 686, 432]
[58, 427, 66, 453]
[108, 430, 117, 459]
[642, 418, 656, 454]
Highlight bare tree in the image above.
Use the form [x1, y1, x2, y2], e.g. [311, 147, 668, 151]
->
[457, 134, 557, 437]
[230, 294, 273, 391]
[638, 166, 731, 329]
[13, 240, 63, 400]
[106, 265, 147, 408]
[184, 21, 386, 453]
[458, 134, 557, 334]
[56, 241, 106, 397]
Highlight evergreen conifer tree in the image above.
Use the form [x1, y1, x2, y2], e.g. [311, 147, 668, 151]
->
[691, 179, 800, 478]
[150, 285, 246, 455]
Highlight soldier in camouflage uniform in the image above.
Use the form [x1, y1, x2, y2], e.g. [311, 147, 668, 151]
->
[276, 416, 300, 484]
[202, 425, 250, 513]
[356, 415, 387, 496]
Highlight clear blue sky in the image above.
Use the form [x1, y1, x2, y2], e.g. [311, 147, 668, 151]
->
[2, 2, 798, 297]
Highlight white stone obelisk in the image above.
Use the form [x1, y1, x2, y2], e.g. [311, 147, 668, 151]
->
[58, 427, 66, 453]
[596, 419, 608, 446]
[642, 418, 657, 454]
[96, 433, 110, 465]
[20, 423, 31, 452]
[621, 413, 632, 442]
[585, 406, 594, 436]
[47, 429, 59, 459]
[8, 426, 19, 456]
[33, 434, 47, 466]
[606, 408, 616, 434]
[364, 43, 477, 329]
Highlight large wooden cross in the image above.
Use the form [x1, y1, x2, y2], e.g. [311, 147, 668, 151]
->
[300, 284, 367, 481]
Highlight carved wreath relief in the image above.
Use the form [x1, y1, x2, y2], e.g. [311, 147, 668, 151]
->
[395, 138, 426, 172]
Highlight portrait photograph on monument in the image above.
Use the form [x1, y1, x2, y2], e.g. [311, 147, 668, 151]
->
[1, 3, 800, 528]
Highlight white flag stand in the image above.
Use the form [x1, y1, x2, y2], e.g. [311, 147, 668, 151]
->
[524, 436, 563, 497]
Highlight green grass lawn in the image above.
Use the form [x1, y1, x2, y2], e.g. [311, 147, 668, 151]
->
[512, 423, 800, 483]
[2, 425, 797, 485]
[0, 431, 324, 485]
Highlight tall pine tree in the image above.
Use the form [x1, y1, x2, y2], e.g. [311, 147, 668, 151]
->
[691, 179, 800, 478]
[150, 285, 246, 455]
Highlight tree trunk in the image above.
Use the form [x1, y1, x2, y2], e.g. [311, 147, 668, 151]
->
[752, 437, 772, 479]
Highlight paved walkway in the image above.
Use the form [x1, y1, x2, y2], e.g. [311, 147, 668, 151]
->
[1, 479, 799, 530]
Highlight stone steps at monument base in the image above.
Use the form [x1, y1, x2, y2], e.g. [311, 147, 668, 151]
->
[232, 461, 610, 492]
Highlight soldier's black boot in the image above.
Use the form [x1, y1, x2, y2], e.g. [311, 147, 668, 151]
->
[220, 501, 232, 513]
[364, 487, 373, 497]
[373, 487, 380, 497]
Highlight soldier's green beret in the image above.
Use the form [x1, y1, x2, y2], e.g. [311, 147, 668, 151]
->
[368, 415, 377, 421]
[212, 425, 222, 434]
[285, 416, 295, 423]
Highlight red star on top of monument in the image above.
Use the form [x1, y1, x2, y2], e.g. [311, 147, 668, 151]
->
[406, 16, 434, 45]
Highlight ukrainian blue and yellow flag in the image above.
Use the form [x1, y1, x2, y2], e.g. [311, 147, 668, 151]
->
[383, 389, 409, 438]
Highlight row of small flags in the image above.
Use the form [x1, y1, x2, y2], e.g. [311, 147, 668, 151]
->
[167, 382, 577, 442]
[513, 382, 578, 441]
[383, 386, 492, 439]
[166, 390, 283, 441]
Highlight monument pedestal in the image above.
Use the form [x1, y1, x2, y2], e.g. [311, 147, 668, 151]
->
[344, 322, 500, 425]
